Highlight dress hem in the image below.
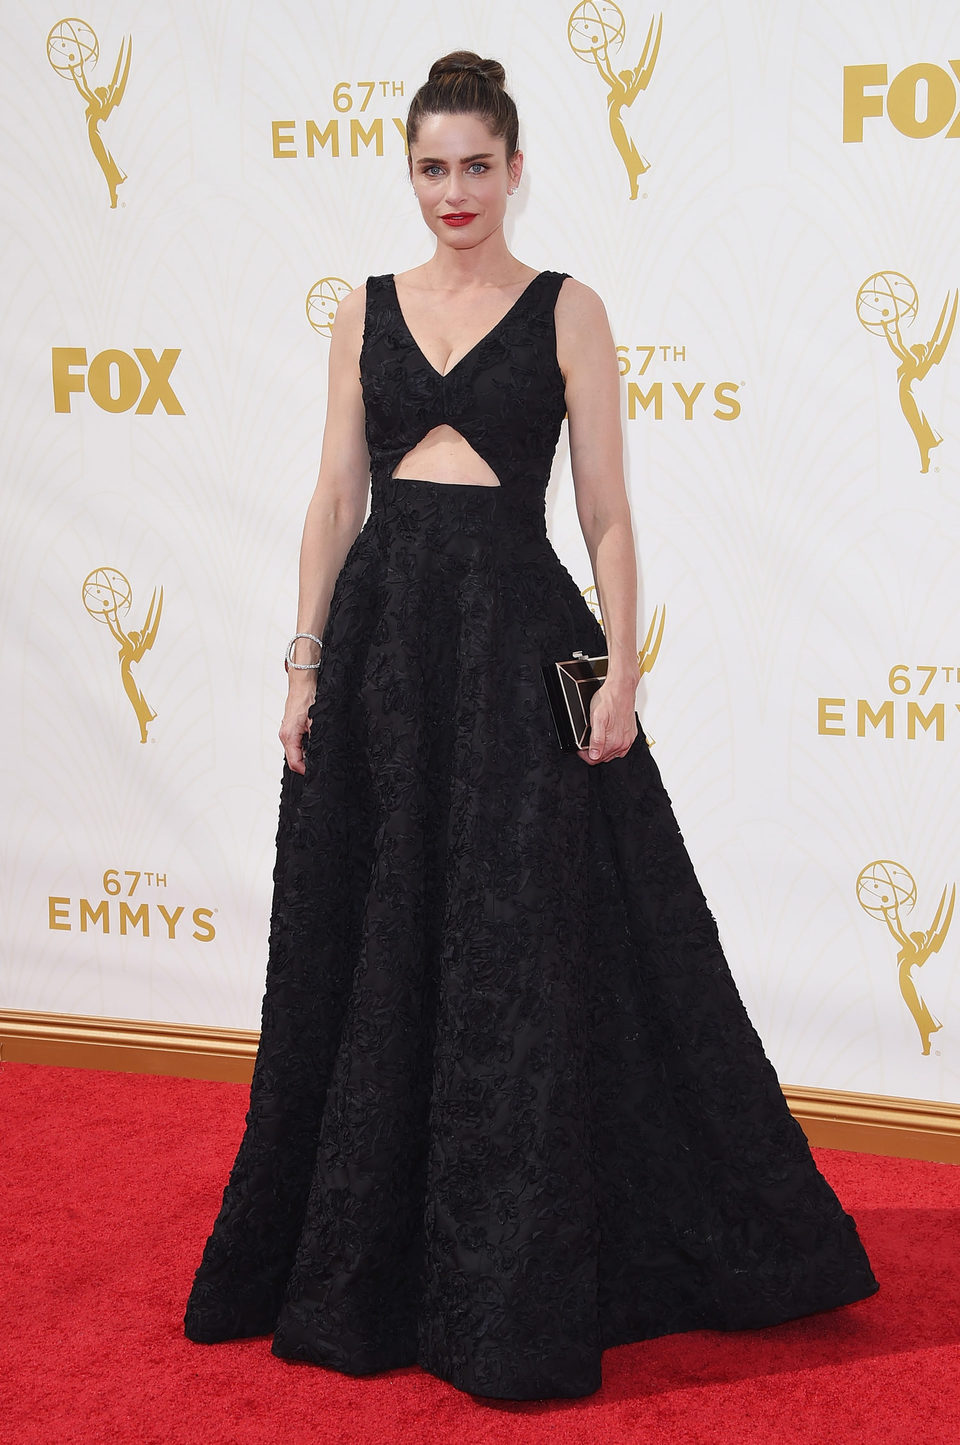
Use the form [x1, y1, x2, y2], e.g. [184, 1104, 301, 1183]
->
[184, 1275, 880, 1402]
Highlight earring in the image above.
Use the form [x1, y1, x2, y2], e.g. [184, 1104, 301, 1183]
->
[508, 186, 517, 195]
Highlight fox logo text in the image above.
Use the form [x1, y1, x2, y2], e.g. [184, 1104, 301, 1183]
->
[52, 348, 184, 414]
[843, 62, 960, 142]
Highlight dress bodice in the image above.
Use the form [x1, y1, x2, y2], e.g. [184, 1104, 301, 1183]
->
[360, 271, 569, 507]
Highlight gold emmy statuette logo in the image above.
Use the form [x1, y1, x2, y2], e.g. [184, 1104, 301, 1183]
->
[857, 859, 956, 1055]
[306, 278, 354, 338]
[568, 3, 662, 200]
[82, 567, 162, 743]
[47, 18, 131, 209]
[857, 272, 958, 473]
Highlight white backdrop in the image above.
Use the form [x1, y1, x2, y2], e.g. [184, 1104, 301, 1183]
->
[2, 0, 959, 1105]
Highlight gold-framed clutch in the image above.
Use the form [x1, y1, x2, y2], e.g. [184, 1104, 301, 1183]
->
[540, 651, 608, 751]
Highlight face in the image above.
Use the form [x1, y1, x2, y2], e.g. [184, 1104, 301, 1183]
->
[408, 111, 522, 249]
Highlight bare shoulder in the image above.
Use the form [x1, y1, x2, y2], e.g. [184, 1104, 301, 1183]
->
[555, 276, 611, 335]
[555, 277, 615, 382]
[327, 282, 366, 372]
[332, 282, 366, 332]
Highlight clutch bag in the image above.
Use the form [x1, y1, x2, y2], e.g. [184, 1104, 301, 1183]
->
[540, 651, 608, 751]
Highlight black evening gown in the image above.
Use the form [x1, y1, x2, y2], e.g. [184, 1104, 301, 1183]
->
[183, 271, 878, 1399]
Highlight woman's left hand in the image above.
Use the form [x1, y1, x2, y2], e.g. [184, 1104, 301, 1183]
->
[577, 681, 639, 766]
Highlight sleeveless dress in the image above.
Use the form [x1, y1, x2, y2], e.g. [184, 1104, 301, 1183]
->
[183, 271, 878, 1400]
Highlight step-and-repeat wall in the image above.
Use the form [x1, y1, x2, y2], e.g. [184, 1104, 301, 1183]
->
[2, 0, 959, 1105]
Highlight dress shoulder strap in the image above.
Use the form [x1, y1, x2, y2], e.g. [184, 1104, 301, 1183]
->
[535, 270, 571, 308]
[363, 274, 393, 316]
[360, 275, 396, 359]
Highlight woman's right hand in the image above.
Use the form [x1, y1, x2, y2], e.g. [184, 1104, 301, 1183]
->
[279, 674, 318, 774]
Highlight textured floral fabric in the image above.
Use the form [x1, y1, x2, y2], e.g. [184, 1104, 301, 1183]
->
[182, 272, 878, 1400]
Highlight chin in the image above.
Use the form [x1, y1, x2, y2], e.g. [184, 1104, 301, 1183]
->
[436, 223, 497, 248]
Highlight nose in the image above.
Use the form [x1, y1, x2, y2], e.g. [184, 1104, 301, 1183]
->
[443, 173, 468, 206]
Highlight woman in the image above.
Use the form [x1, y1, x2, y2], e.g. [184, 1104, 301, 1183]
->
[184, 52, 878, 1400]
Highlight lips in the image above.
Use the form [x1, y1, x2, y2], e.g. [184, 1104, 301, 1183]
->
[441, 213, 477, 227]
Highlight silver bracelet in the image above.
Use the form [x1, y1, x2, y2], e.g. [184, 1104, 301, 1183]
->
[285, 632, 323, 670]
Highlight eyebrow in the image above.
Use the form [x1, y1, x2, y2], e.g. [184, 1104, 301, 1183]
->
[415, 152, 496, 165]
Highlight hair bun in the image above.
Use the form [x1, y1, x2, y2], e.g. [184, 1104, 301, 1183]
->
[408, 51, 518, 156]
[428, 51, 506, 90]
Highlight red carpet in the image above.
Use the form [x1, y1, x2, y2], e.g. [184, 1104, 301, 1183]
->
[2, 1061, 959, 1444]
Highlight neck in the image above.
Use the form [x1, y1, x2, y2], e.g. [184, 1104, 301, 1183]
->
[423, 227, 525, 288]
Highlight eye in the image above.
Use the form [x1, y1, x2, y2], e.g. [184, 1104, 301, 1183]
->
[422, 164, 445, 177]
[467, 163, 488, 174]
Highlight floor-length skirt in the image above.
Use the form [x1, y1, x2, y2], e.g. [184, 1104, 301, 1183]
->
[183, 476, 878, 1399]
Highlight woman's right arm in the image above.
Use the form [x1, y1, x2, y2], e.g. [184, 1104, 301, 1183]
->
[280, 284, 369, 774]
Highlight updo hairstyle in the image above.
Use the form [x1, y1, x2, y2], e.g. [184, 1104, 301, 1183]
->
[406, 51, 520, 158]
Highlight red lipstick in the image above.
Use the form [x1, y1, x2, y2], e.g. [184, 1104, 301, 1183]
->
[441, 213, 477, 227]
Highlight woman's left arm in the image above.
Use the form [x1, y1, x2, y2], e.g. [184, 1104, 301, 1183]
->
[556, 278, 641, 765]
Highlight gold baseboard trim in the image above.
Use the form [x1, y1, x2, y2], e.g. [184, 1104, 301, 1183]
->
[0, 1008, 258, 1083]
[784, 1083, 960, 1165]
[2, 1008, 959, 1163]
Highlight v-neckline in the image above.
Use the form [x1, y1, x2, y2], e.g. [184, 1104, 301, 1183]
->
[389, 272, 546, 380]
